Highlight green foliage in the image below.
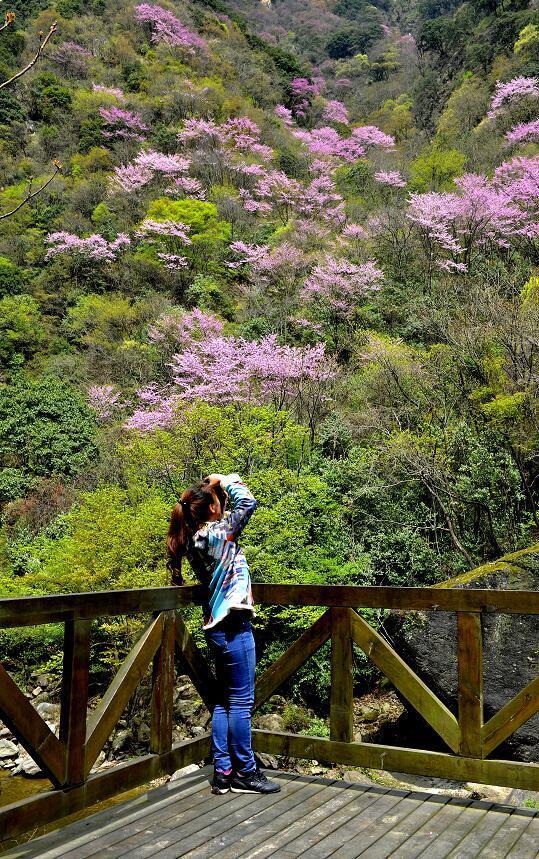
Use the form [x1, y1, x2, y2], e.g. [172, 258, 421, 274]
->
[17, 485, 170, 594]
[409, 143, 466, 191]
[0, 257, 25, 297]
[0, 294, 44, 365]
[145, 198, 231, 245]
[0, 376, 98, 480]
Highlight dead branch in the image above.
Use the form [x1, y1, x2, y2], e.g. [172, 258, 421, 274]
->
[0, 160, 62, 221]
[0, 20, 58, 91]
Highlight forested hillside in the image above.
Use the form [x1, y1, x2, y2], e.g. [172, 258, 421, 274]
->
[1, 0, 539, 695]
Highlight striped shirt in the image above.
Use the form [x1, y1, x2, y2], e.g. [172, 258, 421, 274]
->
[187, 475, 258, 630]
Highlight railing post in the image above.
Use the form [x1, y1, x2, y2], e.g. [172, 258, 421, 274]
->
[457, 611, 483, 758]
[60, 618, 91, 787]
[330, 607, 354, 742]
[151, 610, 175, 755]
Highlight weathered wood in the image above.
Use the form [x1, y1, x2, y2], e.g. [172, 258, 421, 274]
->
[151, 610, 175, 755]
[0, 733, 211, 842]
[458, 611, 484, 758]
[174, 612, 216, 711]
[252, 730, 539, 792]
[1, 584, 539, 628]
[0, 661, 66, 787]
[252, 584, 539, 614]
[330, 607, 354, 743]
[482, 676, 539, 758]
[350, 610, 459, 753]
[60, 618, 91, 787]
[0, 586, 204, 628]
[85, 614, 164, 775]
[254, 609, 332, 709]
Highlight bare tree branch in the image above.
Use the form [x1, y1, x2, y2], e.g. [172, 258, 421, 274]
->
[0, 161, 62, 221]
[0, 11, 16, 34]
[0, 20, 58, 91]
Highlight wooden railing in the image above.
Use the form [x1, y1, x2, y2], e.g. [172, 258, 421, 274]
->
[0, 583, 537, 841]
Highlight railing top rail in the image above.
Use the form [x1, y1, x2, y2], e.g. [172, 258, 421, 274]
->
[0, 583, 537, 627]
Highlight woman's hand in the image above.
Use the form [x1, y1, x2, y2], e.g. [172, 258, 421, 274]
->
[205, 473, 226, 488]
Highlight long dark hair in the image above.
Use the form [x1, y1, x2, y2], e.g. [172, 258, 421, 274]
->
[167, 481, 224, 584]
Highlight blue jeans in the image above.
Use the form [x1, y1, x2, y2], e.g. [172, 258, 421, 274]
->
[204, 612, 256, 776]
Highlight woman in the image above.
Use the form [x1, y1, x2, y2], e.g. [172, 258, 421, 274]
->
[167, 472, 280, 796]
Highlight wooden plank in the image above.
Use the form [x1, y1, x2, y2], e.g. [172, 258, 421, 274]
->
[252, 731, 539, 792]
[476, 814, 535, 858]
[0, 661, 66, 787]
[288, 790, 412, 859]
[151, 611, 175, 756]
[0, 769, 211, 859]
[1, 584, 539, 628]
[218, 780, 371, 859]
[388, 800, 472, 858]
[504, 818, 539, 858]
[85, 614, 164, 775]
[458, 611, 484, 758]
[113, 776, 315, 858]
[329, 794, 449, 858]
[232, 782, 388, 859]
[0, 733, 210, 841]
[174, 613, 216, 711]
[409, 803, 489, 859]
[449, 809, 514, 859]
[350, 610, 459, 753]
[251, 584, 539, 614]
[0, 586, 203, 628]
[254, 609, 332, 709]
[37, 777, 218, 859]
[56, 773, 300, 859]
[330, 607, 354, 743]
[177, 777, 335, 859]
[60, 619, 90, 787]
[482, 677, 539, 758]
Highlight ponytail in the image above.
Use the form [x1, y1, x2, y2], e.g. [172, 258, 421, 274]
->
[167, 483, 218, 584]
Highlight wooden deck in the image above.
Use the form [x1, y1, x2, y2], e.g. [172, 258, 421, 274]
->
[3, 766, 538, 859]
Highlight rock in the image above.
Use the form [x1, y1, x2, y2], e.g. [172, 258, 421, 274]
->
[12, 750, 43, 778]
[111, 728, 132, 753]
[0, 739, 18, 759]
[175, 700, 202, 721]
[137, 722, 150, 743]
[36, 674, 51, 688]
[256, 753, 279, 770]
[343, 770, 376, 785]
[353, 730, 363, 743]
[170, 764, 200, 781]
[0, 727, 12, 738]
[268, 695, 287, 712]
[36, 702, 61, 722]
[191, 726, 205, 737]
[358, 707, 379, 723]
[395, 545, 539, 763]
[176, 683, 197, 699]
[90, 751, 106, 773]
[31, 687, 42, 697]
[256, 713, 285, 732]
[465, 782, 514, 803]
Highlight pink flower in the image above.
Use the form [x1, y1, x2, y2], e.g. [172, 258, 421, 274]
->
[45, 232, 130, 261]
[92, 83, 125, 100]
[99, 106, 148, 142]
[275, 104, 294, 126]
[374, 170, 406, 188]
[488, 76, 539, 119]
[134, 3, 206, 53]
[135, 220, 191, 242]
[323, 100, 349, 125]
[506, 119, 539, 145]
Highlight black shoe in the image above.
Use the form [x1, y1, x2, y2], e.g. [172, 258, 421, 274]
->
[230, 766, 281, 794]
[210, 770, 233, 794]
